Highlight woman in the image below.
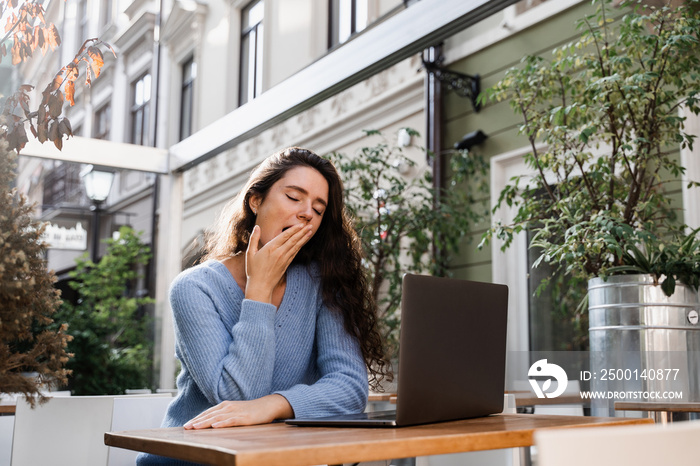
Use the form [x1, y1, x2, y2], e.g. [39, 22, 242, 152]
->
[138, 147, 389, 464]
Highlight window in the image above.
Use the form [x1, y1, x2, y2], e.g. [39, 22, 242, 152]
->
[328, 0, 368, 48]
[130, 73, 152, 146]
[99, 0, 113, 29]
[180, 57, 196, 141]
[239, 0, 264, 106]
[93, 104, 111, 140]
[42, 162, 83, 207]
[77, 0, 88, 46]
[491, 147, 588, 356]
[525, 199, 588, 352]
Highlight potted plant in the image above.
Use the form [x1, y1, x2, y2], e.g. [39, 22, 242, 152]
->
[328, 129, 488, 365]
[482, 0, 700, 415]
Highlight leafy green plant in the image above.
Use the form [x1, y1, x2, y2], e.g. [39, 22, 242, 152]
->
[604, 224, 700, 296]
[54, 226, 154, 395]
[328, 129, 488, 354]
[481, 0, 700, 297]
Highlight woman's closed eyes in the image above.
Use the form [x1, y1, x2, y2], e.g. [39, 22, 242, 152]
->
[286, 194, 324, 216]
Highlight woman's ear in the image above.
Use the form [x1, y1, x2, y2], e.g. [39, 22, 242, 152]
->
[249, 194, 261, 214]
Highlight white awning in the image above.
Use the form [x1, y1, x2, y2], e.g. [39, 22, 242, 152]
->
[20, 137, 169, 174]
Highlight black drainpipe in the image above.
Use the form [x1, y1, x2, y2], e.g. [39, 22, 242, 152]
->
[424, 44, 445, 275]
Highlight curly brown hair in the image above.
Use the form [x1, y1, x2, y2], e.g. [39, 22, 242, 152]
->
[203, 147, 392, 390]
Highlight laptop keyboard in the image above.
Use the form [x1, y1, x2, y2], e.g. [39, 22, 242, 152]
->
[366, 410, 397, 420]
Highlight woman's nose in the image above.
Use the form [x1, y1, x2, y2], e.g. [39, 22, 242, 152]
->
[297, 205, 313, 221]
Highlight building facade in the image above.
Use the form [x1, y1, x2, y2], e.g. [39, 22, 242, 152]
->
[14, 0, 700, 390]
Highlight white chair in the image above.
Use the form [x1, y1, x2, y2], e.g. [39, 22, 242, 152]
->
[1, 393, 18, 466]
[10, 394, 171, 466]
[0, 414, 14, 466]
[12, 395, 115, 466]
[107, 395, 173, 466]
[535, 420, 700, 466]
[155, 388, 178, 395]
[124, 388, 152, 395]
[1, 391, 71, 466]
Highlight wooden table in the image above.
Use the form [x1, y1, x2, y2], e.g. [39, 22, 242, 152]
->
[367, 393, 395, 402]
[0, 403, 16, 415]
[514, 393, 586, 407]
[104, 413, 652, 466]
[615, 401, 700, 425]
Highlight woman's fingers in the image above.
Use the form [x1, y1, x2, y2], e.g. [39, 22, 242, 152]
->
[246, 225, 261, 258]
[185, 403, 237, 429]
[267, 223, 308, 249]
[183, 396, 288, 429]
[277, 224, 313, 260]
[184, 404, 220, 429]
[185, 412, 238, 429]
[248, 224, 312, 271]
[244, 223, 313, 302]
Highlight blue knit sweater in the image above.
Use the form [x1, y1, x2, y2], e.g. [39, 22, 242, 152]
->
[137, 260, 368, 465]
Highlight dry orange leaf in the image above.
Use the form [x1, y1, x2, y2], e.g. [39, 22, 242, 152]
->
[37, 120, 47, 143]
[47, 23, 60, 50]
[48, 92, 63, 119]
[11, 40, 21, 65]
[49, 121, 62, 150]
[88, 46, 104, 79]
[33, 26, 41, 51]
[65, 80, 76, 106]
[65, 62, 79, 82]
[59, 119, 73, 138]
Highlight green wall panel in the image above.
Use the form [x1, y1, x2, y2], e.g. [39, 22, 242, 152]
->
[444, 3, 597, 122]
[448, 263, 493, 283]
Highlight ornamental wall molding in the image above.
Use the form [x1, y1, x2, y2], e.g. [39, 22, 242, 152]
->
[181, 55, 424, 211]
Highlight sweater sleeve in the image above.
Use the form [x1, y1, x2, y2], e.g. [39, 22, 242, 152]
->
[275, 301, 369, 418]
[170, 271, 278, 405]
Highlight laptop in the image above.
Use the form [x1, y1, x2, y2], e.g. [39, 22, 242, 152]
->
[286, 273, 509, 427]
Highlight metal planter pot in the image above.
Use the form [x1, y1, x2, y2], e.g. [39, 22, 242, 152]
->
[588, 275, 700, 417]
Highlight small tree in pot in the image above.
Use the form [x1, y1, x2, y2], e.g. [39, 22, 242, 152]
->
[482, 0, 700, 296]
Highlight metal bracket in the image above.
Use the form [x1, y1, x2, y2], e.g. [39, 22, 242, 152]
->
[422, 57, 481, 113]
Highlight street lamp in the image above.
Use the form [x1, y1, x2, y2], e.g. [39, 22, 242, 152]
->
[80, 165, 115, 262]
